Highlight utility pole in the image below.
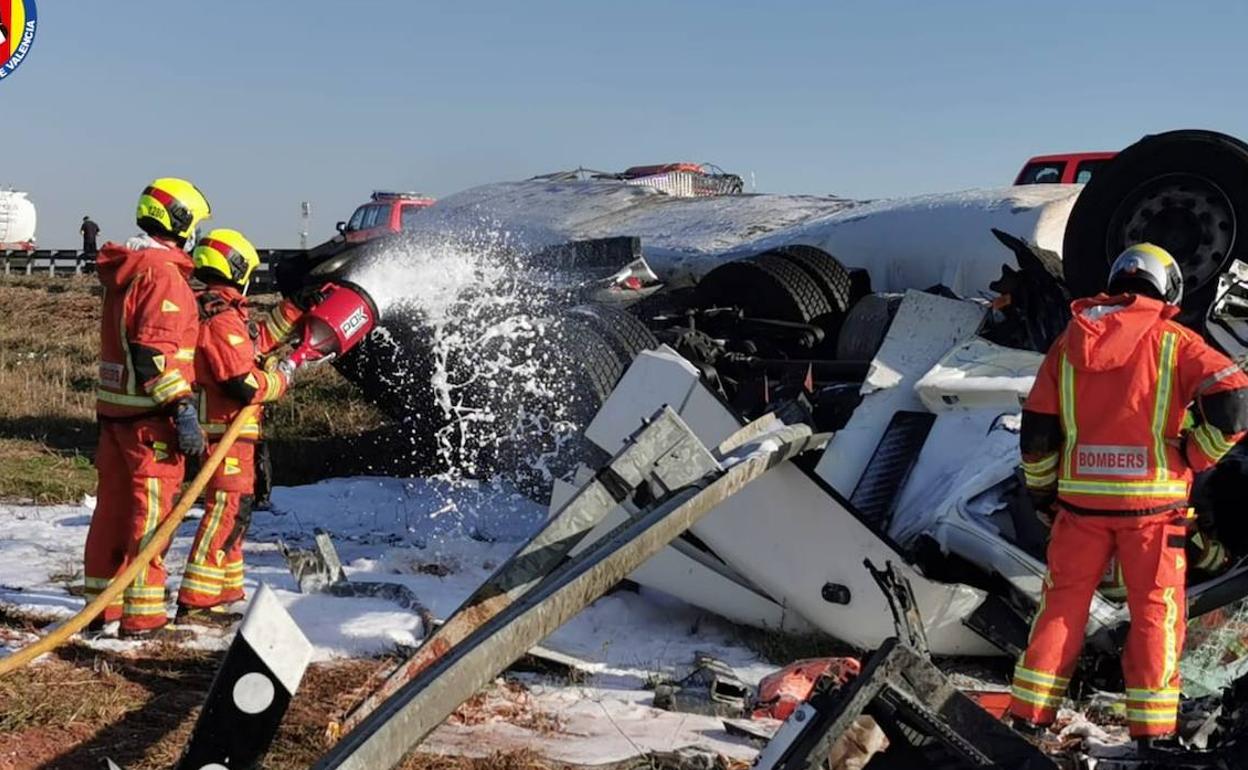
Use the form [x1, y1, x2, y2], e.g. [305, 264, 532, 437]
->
[299, 201, 311, 250]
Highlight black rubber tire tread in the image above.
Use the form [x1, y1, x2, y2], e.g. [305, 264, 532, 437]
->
[770, 245, 853, 314]
[564, 304, 659, 364]
[334, 319, 438, 423]
[697, 253, 833, 323]
[553, 314, 631, 407]
[1062, 130, 1248, 327]
[836, 293, 904, 362]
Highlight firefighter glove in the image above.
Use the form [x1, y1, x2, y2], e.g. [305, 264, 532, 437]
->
[174, 399, 206, 457]
[293, 282, 332, 311]
[276, 357, 297, 382]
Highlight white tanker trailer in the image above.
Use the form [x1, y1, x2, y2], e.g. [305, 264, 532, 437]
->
[0, 190, 36, 250]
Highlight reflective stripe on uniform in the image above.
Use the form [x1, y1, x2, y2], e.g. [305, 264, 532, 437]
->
[1125, 687, 1180, 727]
[96, 389, 158, 408]
[1161, 586, 1179, 687]
[124, 585, 166, 599]
[180, 576, 222, 595]
[202, 420, 261, 437]
[261, 370, 285, 402]
[1022, 453, 1059, 488]
[122, 603, 167, 617]
[185, 561, 226, 578]
[193, 491, 229, 564]
[1191, 422, 1236, 462]
[1013, 666, 1070, 688]
[1057, 478, 1188, 496]
[1151, 332, 1178, 480]
[263, 307, 295, 340]
[174, 347, 196, 361]
[1059, 353, 1077, 477]
[150, 369, 191, 404]
[1195, 362, 1245, 395]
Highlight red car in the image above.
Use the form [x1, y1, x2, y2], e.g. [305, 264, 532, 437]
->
[336, 191, 436, 245]
[1015, 152, 1118, 185]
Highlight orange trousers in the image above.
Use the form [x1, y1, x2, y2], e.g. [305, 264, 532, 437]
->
[1009, 508, 1188, 738]
[84, 418, 184, 632]
[177, 440, 254, 609]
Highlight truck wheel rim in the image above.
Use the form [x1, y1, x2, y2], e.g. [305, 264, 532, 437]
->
[1106, 172, 1236, 292]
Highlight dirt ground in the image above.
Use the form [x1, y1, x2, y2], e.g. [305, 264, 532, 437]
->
[0, 634, 566, 770]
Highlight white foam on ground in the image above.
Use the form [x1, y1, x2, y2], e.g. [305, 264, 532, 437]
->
[0, 477, 777, 762]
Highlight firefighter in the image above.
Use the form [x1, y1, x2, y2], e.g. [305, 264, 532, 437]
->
[175, 228, 302, 626]
[85, 178, 212, 638]
[1009, 243, 1248, 745]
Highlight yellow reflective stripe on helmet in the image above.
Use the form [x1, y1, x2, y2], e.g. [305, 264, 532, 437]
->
[139, 178, 212, 239]
[1059, 352, 1077, 477]
[1151, 332, 1178, 480]
[1058, 479, 1188, 496]
[193, 228, 259, 286]
[97, 389, 159, 408]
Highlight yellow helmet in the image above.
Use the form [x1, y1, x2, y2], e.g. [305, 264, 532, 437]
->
[136, 177, 212, 242]
[192, 229, 261, 289]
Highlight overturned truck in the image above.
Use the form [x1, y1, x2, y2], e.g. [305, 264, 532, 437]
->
[277, 130, 1248, 675]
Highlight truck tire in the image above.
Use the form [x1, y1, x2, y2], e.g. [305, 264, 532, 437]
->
[770, 245, 854, 316]
[496, 312, 628, 498]
[835, 293, 903, 362]
[697, 253, 833, 324]
[1063, 130, 1248, 328]
[334, 320, 438, 426]
[564, 304, 659, 363]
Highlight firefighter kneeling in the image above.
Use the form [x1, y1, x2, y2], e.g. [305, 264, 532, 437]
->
[174, 229, 303, 626]
[1009, 244, 1248, 746]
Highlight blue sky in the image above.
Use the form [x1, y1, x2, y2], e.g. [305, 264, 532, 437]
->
[5, 1, 1248, 247]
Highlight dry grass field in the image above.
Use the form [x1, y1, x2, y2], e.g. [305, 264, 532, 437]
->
[0, 275, 394, 504]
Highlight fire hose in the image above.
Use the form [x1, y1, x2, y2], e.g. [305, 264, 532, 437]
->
[0, 404, 260, 676]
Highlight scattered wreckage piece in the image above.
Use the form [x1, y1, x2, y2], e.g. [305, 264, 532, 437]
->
[577, 298, 1002, 655]
[279, 529, 437, 632]
[313, 410, 827, 769]
[176, 585, 313, 770]
[752, 561, 1054, 770]
[752, 657, 862, 722]
[652, 651, 751, 718]
[324, 404, 722, 741]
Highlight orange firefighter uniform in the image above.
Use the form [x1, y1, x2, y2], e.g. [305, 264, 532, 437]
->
[85, 236, 199, 632]
[1009, 293, 1248, 737]
[176, 288, 301, 609]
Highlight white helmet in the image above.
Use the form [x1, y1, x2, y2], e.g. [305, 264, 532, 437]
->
[1107, 243, 1184, 306]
